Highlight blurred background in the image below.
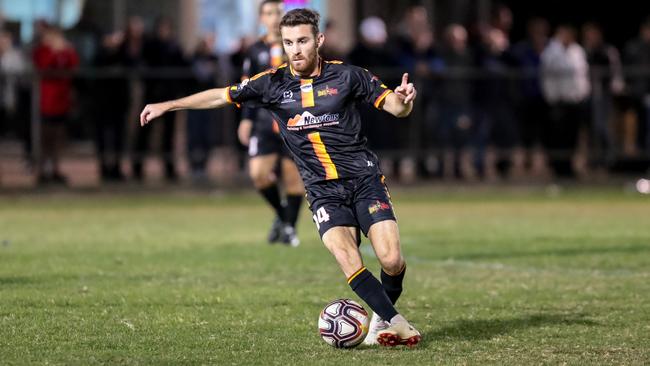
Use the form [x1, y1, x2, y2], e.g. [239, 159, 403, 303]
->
[0, 0, 648, 189]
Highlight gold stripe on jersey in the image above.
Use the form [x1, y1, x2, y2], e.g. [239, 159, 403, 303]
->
[374, 89, 392, 109]
[301, 79, 315, 108]
[308, 132, 338, 180]
[347, 266, 367, 283]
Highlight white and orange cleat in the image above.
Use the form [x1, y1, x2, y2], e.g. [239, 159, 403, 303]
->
[363, 312, 390, 345]
[377, 320, 421, 347]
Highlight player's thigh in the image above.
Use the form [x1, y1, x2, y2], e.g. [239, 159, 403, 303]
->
[281, 157, 304, 194]
[321, 226, 364, 278]
[354, 175, 397, 236]
[367, 219, 404, 274]
[248, 154, 278, 182]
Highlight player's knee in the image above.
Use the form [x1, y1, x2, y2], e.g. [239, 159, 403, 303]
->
[378, 250, 404, 275]
[249, 169, 271, 188]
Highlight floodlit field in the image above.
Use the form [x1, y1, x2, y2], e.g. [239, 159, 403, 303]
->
[1, 188, 649, 365]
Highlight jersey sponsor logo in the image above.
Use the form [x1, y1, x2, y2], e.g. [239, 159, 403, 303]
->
[300, 79, 315, 108]
[317, 85, 339, 97]
[287, 111, 340, 131]
[368, 200, 391, 215]
[282, 90, 296, 104]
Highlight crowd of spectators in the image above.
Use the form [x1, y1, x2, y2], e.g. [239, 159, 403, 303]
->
[0, 6, 649, 186]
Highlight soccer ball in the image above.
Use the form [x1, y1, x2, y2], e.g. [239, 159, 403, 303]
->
[318, 299, 370, 348]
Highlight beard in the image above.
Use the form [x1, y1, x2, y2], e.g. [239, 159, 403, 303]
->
[291, 54, 317, 74]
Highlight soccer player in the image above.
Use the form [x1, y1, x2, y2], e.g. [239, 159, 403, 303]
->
[140, 8, 421, 347]
[239, 0, 304, 247]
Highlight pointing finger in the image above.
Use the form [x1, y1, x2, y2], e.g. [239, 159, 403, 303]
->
[401, 73, 409, 87]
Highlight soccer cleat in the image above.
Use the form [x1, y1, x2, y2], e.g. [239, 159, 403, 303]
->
[282, 225, 300, 247]
[363, 312, 390, 345]
[267, 217, 284, 244]
[377, 321, 421, 347]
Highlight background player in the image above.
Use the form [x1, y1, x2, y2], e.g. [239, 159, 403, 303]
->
[140, 8, 421, 347]
[238, 0, 304, 247]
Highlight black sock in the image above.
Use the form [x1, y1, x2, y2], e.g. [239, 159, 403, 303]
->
[285, 194, 303, 227]
[259, 185, 285, 221]
[348, 267, 398, 321]
[381, 264, 406, 305]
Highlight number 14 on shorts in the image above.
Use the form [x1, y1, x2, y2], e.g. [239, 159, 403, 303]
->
[313, 207, 330, 230]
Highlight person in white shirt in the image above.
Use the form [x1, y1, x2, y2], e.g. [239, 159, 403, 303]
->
[540, 25, 591, 177]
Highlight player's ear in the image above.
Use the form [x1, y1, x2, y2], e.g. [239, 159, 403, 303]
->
[316, 32, 325, 49]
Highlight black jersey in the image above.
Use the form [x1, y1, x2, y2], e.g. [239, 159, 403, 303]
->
[241, 39, 285, 132]
[227, 59, 394, 186]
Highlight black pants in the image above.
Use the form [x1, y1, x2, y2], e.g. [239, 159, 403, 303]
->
[544, 102, 589, 176]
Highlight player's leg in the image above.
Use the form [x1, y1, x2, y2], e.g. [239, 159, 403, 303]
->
[355, 175, 420, 346]
[280, 156, 304, 246]
[320, 226, 399, 326]
[248, 152, 286, 243]
[368, 220, 406, 304]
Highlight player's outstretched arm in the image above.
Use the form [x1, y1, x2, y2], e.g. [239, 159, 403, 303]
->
[140, 87, 229, 126]
[382, 73, 417, 118]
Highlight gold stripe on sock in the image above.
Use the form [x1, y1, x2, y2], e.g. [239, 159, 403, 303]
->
[347, 267, 367, 284]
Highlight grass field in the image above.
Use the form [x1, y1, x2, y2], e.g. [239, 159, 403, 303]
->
[1, 187, 649, 365]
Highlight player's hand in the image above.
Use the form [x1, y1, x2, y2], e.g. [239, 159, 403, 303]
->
[238, 119, 253, 146]
[140, 102, 169, 126]
[394, 73, 417, 104]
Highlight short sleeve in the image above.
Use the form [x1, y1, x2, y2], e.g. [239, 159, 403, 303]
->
[226, 71, 273, 108]
[350, 66, 393, 109]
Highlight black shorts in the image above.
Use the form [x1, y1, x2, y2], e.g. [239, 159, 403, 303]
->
[248, 126, 288, 157]
[306, 174, 397, 238]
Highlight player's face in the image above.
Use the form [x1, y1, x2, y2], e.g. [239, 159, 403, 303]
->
[260, 2, 284, 36]
[281, 24, 323, 75]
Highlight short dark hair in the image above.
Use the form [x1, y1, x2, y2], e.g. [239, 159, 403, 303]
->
[259, 0, 283, 15]
[280, 8, 320, 37]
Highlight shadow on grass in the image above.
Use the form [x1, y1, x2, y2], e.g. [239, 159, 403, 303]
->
[424, 313, 598, 345]
[449, 244, 650, 261]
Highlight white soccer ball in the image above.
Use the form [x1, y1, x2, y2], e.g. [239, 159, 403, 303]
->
[318, 299, 370, 348]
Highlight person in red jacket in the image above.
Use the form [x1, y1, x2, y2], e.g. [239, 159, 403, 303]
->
[32, 25, 79, 184]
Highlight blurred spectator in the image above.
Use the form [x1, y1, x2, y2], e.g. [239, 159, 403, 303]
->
[476, 27, 521, 181]
[187, 34, 219, 182]
[135, 17, 187, 182]
[392, 6, 441, 179]
[347, 16, 401, 165]
[120, 16, 146, 67]
[623, 18, 650, 155]
[32, 25, 79, 184]
[511, 17, 551, 178]
[320, 20, 346, 61]
[348, 16, 398, 68]
[490, 4, 513, 36]
[93, 30, 129, 182]
[0, 30, 26, 138]
[395, 5, 441, 75]
[437, 24, 477, 180]
[541, 25, 591, 177]
[581, 22, 625, 158]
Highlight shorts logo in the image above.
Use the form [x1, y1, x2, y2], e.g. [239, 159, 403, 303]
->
[317, 85, 339, 97]
[368, 200, 391, 215]
[287, 111, 340, 131]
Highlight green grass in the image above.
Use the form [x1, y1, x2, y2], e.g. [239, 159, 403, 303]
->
[1, 188, 649, 365]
